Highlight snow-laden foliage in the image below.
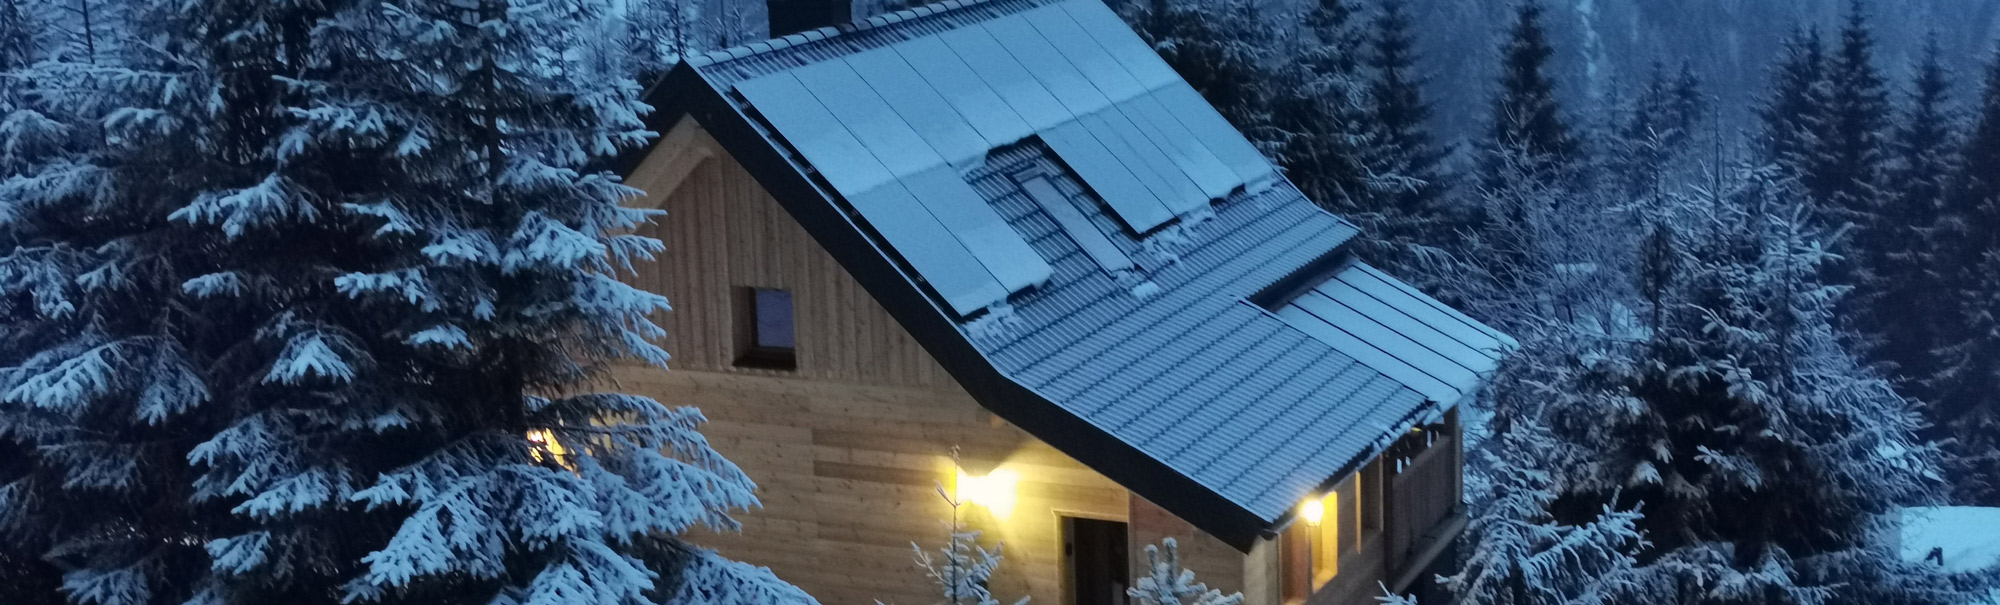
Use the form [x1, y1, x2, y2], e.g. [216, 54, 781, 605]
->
[1269, 0, 1375, 215]
[1448, 357, 1654, 605]
[0, 0, 805, 603]
[1848, 38, 1962, 409]
[1119, 0, 1282, 150]
[1452, 162, 1970, 605]
[884, 482, 1027, 605]
[1480, 2, 1578, 190]
[1936, 50, 2000, 508]
[665, 548, 819, 605]
[908, 528, 1024, 605]
[1126, 538, 1243, 605]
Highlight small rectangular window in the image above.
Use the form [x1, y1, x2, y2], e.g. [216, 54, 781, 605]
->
[735, 287, 796, 370]
[1313, 492, 1338, 588]
[1281, 490, 1343, 602]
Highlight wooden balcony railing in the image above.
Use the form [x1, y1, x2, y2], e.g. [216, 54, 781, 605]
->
[1383, 430, 1464, 592]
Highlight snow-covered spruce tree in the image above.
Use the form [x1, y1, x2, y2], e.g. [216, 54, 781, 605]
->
[0, 0, 54, 175]
[1757, 27, 1833, 196]
[1478, 2, 1577, 193]
[623, 0, 708, 80]
[1556, 168, 1952, 604]
[1453, 145, 1637, 330]
[1463, 2, 1592, 304]
[1119, 0, 1281, 150]
[0, 0, 810, 603]
[1855, 37, 1961, 407]
[1936, 50, 2000, 507]
[0, 3, 72, 603]
[1126, 538, 1241, 605]
[1350, 0, 1461, 292]
[1269, 0, 1374, 216]
[1363, 0, 1450, 221]
[1605, 63, 1707, 205]
[1817, 0, 1891, 235]
[1446, 411, 1654, 605]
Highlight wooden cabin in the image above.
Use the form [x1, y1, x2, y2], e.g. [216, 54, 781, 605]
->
[611, 1, 1517, 603]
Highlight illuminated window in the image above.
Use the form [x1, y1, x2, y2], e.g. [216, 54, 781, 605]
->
[1282, 477, 1370, 601]
[1312, 492, 1338, 587]
[1282, 491, 1340, 602]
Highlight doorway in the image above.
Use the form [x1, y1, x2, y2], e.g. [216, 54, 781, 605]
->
[1062, 516, 1130, 605]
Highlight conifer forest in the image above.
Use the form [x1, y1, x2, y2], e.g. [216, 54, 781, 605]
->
[2, 0, 2000, 603]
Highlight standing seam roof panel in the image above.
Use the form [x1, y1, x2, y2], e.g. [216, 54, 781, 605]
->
[1350, 262, 1520, 349]
[1276, 304, 1460, 403]
[1290, 291, 1482, 392]
[1314, 279, 1499, 370]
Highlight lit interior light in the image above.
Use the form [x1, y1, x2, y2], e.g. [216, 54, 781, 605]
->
[527, 429, 569, 464]
[1300, 497, 1325, 526]
[956, 467, 1020, 518]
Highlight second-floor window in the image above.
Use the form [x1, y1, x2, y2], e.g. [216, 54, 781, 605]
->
[735, 287, 796, 370]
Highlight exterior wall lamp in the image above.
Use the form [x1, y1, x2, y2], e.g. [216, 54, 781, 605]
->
[1299, 496, 1326, 526]
[955, 467, 1020, 519]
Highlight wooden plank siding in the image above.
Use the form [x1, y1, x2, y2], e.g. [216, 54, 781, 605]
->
[612, 121, 1250, 604]
[620, 118, 958, 389]
[612, 364, 1128, 604]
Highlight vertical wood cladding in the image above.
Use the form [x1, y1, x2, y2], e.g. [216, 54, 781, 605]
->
[621, 119, 956, 389]
[616, 122, 1249, 604]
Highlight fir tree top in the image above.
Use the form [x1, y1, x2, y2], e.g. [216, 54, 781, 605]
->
[1485, 2, 1576, 186]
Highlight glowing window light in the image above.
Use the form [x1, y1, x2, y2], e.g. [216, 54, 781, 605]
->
[956, 467, 1020, 518]
[527, 429, 569, 465]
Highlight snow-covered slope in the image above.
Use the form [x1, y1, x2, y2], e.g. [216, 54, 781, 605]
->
[1899, 506, 2000, 574]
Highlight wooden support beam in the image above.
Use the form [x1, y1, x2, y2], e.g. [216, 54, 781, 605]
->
[625, 115, 717, 210]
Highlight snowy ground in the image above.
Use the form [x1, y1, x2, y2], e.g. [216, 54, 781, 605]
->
[1898, 507, 2000, 604]
[1899, 506, 2000, 574]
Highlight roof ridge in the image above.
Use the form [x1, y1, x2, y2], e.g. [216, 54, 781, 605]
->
[688, 0, 1019, 68]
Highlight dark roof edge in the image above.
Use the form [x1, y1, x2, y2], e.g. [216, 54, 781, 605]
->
[686, 0, 1012, 69]
[1265, 397, 1441, 534]
[647, 63, 1275, 552]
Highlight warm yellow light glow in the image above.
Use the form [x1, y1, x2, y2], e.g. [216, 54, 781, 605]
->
[1300, 497, 1325, 525]
[956, 468, 1020, 518]
[527, 429, 568, 464]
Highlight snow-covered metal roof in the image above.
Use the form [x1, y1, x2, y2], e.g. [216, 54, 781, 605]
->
[1275, 261, 1518, 406]
[637, 0, 1514, 549]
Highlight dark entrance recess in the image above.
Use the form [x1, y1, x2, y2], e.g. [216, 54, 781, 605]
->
[1063, 517, 1130, 605]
